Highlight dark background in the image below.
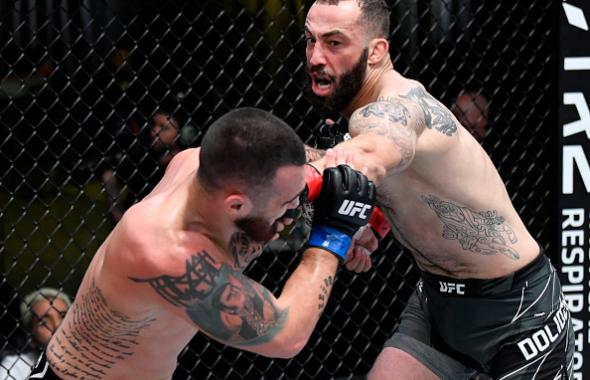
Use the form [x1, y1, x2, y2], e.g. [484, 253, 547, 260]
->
[0, 1, 557, 378]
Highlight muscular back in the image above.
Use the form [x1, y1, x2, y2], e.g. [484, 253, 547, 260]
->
[345, 72, 538, 279]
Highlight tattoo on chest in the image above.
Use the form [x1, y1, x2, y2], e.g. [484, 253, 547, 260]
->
[401, 87, 457, 136]
[48, 283, 156, 379]
[131, 251, 287, 346]
[318, 276, 334, 313]
[230, 232, 263, 271]
[422, 195, 519, 259]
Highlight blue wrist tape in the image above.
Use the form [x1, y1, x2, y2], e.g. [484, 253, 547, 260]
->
[307, 225, 352, 261]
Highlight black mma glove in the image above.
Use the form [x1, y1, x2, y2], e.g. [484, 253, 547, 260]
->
[306, 164, 376, 261]
[301, 163, 391, 241]
[314, 119, 348, 149]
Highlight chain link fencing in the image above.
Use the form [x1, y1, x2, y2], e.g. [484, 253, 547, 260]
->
[0, 0, 557, 379]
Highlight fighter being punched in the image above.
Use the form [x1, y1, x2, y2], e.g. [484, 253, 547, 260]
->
[303, 1, 574, 379]
[30, 108, 377, 380]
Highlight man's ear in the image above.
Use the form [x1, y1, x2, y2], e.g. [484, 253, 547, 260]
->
[368, 38, 389, 65]
[224, 193, 253, 218]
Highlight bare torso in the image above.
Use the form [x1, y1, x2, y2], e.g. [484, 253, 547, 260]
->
[46, 149, 264, 379]
[350, 71, 539, 279]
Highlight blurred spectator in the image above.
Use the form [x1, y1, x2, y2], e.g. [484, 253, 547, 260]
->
[101, 111, 183, 222]
[108, 47, 133, 92]
[149, 112, 183, 167]
[0, 288, 71, 380]
[0, 44, 54, 99]
[451, 91, 490, 142]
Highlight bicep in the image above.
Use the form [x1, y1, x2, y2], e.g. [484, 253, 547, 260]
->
[188, 272, 287, 348]
[344, 100, 423, 174]
[129, 250, 288, 351]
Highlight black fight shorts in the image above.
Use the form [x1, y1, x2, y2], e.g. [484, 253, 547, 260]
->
[28, 351, 61, 379]
[384, 253, 575, 380]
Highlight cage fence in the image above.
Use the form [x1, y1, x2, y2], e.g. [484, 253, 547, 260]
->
[0, 0, 556, 379]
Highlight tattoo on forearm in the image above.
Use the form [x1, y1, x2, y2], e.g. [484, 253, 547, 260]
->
[351, 101, 415, 169]
[318, 276, 334, 312]
[400, 87, 457, 136]
[422, 195, 519, 259]
[230, 232, 263, 271]
[131, 251, 287, 346]
[48, 282, 156, 379]
[305, 145, 326, 162]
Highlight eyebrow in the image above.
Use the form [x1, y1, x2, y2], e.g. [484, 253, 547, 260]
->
[305, 26, 347, 39]
[283, 185, 307, 206]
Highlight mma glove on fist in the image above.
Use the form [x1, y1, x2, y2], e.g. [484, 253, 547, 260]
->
[306, 164, 376, 261]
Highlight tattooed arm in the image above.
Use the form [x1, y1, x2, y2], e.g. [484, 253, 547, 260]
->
[306, 99, 422, 183]
[310, 87, 458, 180]
[304, 145, 326, 162]
[131, 245, 339, 358]
[347, 99, 422, 174]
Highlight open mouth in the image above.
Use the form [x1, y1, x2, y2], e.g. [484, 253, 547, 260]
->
[311, 74, 334, 96]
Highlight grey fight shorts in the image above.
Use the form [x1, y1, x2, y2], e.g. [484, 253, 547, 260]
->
[384, 253, 575, 379]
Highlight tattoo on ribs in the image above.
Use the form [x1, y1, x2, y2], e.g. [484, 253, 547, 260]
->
[48, 282, 156, 379]
[422, 195, 519, 259]
[230, 232, 263, 271]
[131, 251, 287, 346]
[353, 101, 415, 169]
[318, 276, 334, 312]
[401, 87, 457, 136]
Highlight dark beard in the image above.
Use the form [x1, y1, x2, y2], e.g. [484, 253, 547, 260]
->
[305, 48, 369, 117]
[234, 216, 278, 243]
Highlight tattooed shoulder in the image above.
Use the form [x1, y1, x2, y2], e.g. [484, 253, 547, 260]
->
[130, 251, 287, 346]
[356, 98, 412, 127]
[304, 145, 326, 162]
[400, 87, 457, 136]
[350, 100, 416, 170]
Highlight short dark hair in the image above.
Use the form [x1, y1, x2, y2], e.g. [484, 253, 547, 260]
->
[313, 0, 391, 39]
[198, 108, 306, 196]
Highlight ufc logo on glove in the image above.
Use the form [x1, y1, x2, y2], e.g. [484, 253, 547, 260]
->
[337, 200, 372, 219]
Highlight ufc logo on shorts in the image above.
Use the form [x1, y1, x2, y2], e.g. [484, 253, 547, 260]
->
[439, 281, 465, 295]
[338, 200, 371, 219]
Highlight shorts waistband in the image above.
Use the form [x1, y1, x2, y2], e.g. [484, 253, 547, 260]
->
[420, 252, 549, 297]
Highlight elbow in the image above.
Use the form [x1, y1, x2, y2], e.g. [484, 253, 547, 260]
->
[264, 333, 308, 359]
[272, 339, 306, 359]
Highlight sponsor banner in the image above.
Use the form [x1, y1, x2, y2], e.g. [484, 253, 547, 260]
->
[559, 2, 590, 379]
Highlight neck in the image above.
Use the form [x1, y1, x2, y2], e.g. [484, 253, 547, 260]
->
[185, 180, 235, 250]
[342, 56, 394, 119]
